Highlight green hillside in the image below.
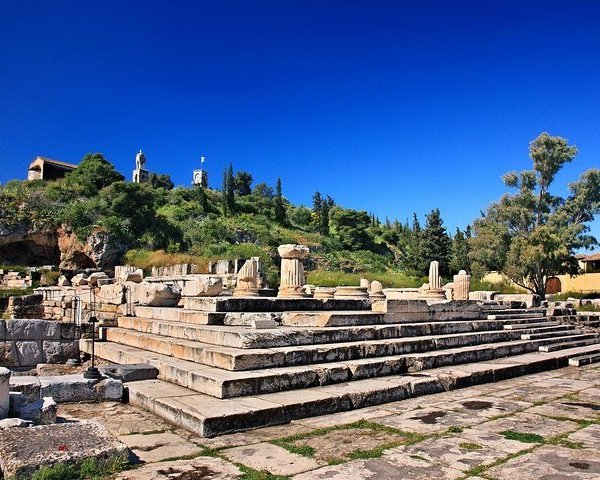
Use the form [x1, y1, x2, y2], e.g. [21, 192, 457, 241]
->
[0, 153, 469, 287]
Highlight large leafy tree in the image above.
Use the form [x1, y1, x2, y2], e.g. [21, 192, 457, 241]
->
[328, 206, 372, 251]
[470, 132, 600, 298]
[64, 153, 124, 197]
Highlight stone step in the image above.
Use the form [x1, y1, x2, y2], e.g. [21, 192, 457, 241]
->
[568, 350, 600, 366]
[82, 331, 571, 399]
[119, 315, 563, 350]
[134, 307, 226, 325]
[105, 327, 535, 371]
[521, 328, 582, 340]
[504, 321, 559, 330]
[538, 335, 600, 352]
[183, 297, 371, 312]
[482, 308, 546, 315]
[126, 344, 599, 437]
[487, 312, 545, 320]
[280, 311, 386, 327]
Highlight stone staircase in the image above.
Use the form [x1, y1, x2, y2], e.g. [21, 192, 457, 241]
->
[81, 298, 600, 437]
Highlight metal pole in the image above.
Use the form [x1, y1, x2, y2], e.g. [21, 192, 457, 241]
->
[83, 287, 102, 379]
[66, 295, 81, 366]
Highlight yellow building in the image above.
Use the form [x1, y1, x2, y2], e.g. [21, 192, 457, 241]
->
[483, 252, 600, 294]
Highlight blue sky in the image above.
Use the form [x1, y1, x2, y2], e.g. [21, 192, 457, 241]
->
[1, 1, 599, 242]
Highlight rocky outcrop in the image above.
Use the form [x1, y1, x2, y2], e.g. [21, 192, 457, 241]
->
[57, 227, 126, 270]
[0, 224, 125, 270]
[0, 227, 59, 266]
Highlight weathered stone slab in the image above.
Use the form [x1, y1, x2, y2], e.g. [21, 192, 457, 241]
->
[18, 397, 57, 424]
[113, 457, 243, 479]
[99, 363, 159, 382]
[119, 431, 203, 463]
[223, 442, 324, 475]
[485, 445, 600, 479]
[0, 367, 9, 419]
[184, 297, 371, 312]
[0, 421, 129, 478]
[5, 318, 60, 340]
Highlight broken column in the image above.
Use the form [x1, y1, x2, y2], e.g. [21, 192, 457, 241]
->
[419, 260, 447, 300]
[453, 270, 471, 300]
[233, 259, 260, 297]
[277, 244, 309, 298]
[0, 367, 10, 419]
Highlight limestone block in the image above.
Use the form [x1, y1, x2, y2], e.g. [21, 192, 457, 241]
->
[313, 287, 335, 299]
[97, 277, 113, 286]
[5, 319, 60, 340]
[494, 294, 540, 308]
[369, 280, 385, 299]
[71, 273, 88, 286]
[0, 418, 32, 430]
[57, 275, 71, 287]
[14, 341, 44, 366]
[19, 397, 57, 425]
[8, 376, 40, 402]
[182, 275, 223, 297]
[0, 421, 129, 479]
[334, 286, 369, 299]
[39, 375, 99, 402]
[94, 378, 124, 401]
[251, 319, 278, 329]
[303, 284, 316, 296]
[382, 288, 420, 300]
[0, 368, 10, 419]
[99, 364, 158, 383]
[88, 272, 109, 286]
[98, 283, 126, 305]
[360, 278, 371, 289]
[137, 283, 181, 307]
[43, 341, 76, 363]
[124, 268, 144, 283]
[0, 342, 17, 366]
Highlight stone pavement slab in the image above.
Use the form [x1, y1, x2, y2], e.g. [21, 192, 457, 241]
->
[113, 457, 243, 479]
[59, 402, 174, 436]
[526, 399, 600, 421]
[567, 424, 600, 449]
[485, 445, 600, 479]
[292, 454, 463, 479]
[467, 411, 579, 438]
[396, 431, 529, 472]
[118, 431, 203, 463]
[222, 442, 324, 476]
[445, 395, 533, 418]
[375, 407, 487, 434]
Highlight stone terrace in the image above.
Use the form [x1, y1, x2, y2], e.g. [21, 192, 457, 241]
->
[80, 297, 600, 437]
[59, 363, 600, 479]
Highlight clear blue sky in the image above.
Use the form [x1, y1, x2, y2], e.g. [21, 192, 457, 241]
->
[1, 1, 599, 242]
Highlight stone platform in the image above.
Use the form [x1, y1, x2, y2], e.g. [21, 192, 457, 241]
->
[80, 299, 600, 436]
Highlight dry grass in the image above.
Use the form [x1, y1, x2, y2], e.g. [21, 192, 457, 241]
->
[125, 249, 211, 271]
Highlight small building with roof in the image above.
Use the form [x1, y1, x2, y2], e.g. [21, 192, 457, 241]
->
[27, 156, 78, 181]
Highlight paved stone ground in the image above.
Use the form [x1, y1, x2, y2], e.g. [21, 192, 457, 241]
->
[58, 364, 600, 479]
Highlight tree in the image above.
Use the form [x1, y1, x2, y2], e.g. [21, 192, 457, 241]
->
[233, 171, 253, 196]
[470, 132, 600, 298]
[64, 153, 124, 197]
[148, 173, 174, 190]
[421, 208, 451, 275]
[450, 227, 471, 274]
[221, 163, 235, 216]
[274, 178, 286, 224]
[328, 207, 372, 250]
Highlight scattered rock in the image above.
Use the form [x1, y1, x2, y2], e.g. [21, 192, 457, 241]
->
[0, 420, 129, 478]
[19, 397, 57, 425]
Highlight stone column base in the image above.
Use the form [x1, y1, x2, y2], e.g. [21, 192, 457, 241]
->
[278, 287, 308, 298]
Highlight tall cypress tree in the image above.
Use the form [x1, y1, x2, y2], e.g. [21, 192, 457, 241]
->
[274, 178, 286, 224]
[450, 227, 471, 274]
[421, 208, 452, 275]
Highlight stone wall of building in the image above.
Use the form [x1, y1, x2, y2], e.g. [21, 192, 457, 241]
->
[0, 319, 77, 367]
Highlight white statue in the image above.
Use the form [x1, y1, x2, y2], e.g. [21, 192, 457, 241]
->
[135, 150, 146, 170]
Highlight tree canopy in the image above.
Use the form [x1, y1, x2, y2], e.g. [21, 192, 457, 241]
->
[470, 132, 600, 298]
